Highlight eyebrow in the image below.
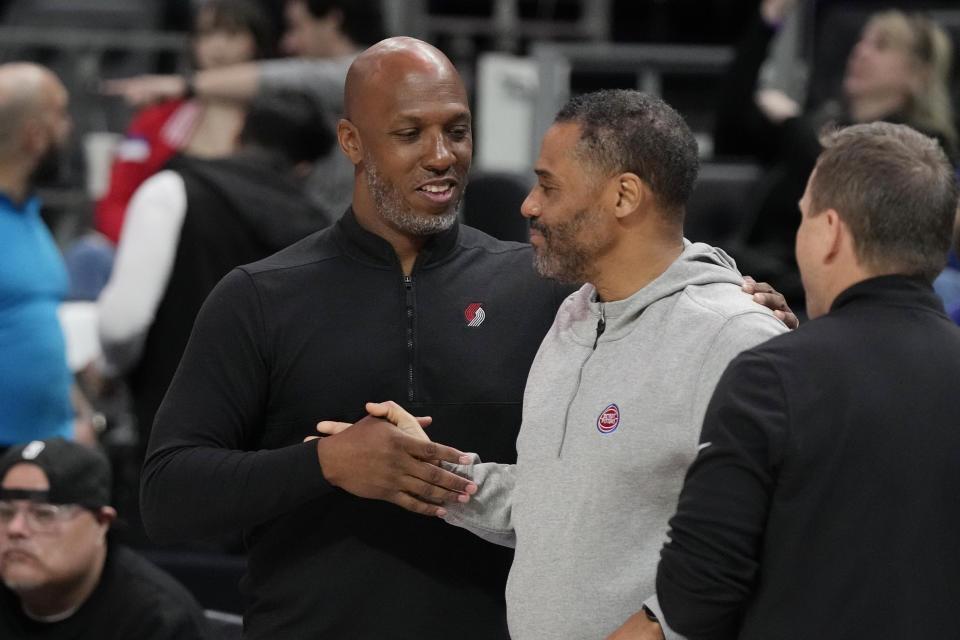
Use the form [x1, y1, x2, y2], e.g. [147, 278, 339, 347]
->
[534, 169, 556, 181]
[392, 110, 472, 127]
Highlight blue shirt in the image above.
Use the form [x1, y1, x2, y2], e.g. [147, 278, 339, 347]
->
[0, 193, 72, 445]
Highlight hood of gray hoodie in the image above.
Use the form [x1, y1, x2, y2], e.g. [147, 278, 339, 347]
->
[563, 239, 747, 345]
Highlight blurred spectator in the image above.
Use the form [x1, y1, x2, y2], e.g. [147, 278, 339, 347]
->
[714, 0, 957, 306]
[95, 0, 275, 245]
[95, 91, 334, 503]
[0, 438, 209, 638]
[106, 0, 386, 225]
[0, 63, 93, 450]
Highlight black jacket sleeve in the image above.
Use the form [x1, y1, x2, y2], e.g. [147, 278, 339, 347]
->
[140, 268, 332, 544]
[656, 350, 789, 639]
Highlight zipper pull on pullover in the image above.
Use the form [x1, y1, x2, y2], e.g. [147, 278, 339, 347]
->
[403, 275, 416, 402]
[593, 304, 606, 350]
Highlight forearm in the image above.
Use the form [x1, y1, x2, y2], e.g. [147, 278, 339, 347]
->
[137, 268, 312, 543]
[442, 458, 517, 547]
[192, 63, 261, 103]
[97, 172, 185, 375]
[141, 440, 331, 543]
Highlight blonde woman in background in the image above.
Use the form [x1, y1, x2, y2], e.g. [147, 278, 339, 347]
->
[713, 0, 957, 309]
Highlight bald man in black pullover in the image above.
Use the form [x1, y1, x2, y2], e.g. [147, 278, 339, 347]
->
[141, 37, 568, 639]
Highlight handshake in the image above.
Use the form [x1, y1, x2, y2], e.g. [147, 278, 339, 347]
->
[309, 400, 432, 442]
[306, 401, 477, 517]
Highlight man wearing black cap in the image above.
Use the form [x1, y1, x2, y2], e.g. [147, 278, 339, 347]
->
[0, 438, 209, 638]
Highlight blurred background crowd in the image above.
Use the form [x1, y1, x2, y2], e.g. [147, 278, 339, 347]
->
[1, 0, 959, 622]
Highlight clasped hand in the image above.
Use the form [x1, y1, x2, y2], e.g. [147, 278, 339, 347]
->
[308, 402, 474, 517]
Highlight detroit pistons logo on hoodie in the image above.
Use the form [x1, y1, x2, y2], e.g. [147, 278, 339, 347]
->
[597, 403, 620, 433]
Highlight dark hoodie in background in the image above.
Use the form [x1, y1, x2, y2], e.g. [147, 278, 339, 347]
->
[128, 153, 328, 441]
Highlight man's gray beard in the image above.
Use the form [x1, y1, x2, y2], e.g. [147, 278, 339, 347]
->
[533, 250, 590, 284]
[365, 160, 461, 236]
[530, 207, 600, 284]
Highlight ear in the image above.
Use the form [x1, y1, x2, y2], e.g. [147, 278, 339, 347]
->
[821, 209, 846, 264]
[609, 172, 646, 220]
[337, 118, 362, 164]
[96, 506, 117, 538]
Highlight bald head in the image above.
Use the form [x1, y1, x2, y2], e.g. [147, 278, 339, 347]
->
[336, 37, 472, 243]
[0, 63, 67, 160]
[344, 37, 463, 121]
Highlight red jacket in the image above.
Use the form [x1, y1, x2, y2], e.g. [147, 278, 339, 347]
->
[95, 99, 200, 243]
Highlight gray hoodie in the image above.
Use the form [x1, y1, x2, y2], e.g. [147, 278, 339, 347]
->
[443, 241, 787, 639]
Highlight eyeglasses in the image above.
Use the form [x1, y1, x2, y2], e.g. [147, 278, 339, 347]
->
[0, 501, 85, 533]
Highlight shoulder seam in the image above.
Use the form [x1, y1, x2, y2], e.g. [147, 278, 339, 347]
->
[680, 285, 778, 322]
[240, 252, 342, 276]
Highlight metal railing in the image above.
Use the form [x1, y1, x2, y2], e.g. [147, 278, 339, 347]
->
[529, 41, 733, 160]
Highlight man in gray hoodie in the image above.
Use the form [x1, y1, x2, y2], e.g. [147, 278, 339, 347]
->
[429, 90, 788, 640]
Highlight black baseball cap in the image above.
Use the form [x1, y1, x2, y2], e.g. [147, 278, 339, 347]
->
[0, 438, 112, 509]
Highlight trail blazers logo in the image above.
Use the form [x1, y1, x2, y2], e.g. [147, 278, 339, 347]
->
[465, 302, 485, 327]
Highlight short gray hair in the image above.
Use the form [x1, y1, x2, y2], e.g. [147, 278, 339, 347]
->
[554, 89, 699, 222]
[810, 122, 959, 281]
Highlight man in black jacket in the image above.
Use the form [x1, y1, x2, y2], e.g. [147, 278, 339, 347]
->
[140, 37, 569, 639]
[656, 122, 960, 638]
